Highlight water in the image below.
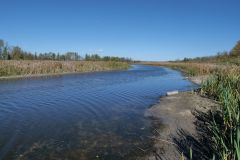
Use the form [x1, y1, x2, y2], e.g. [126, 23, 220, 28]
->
[0, 65, 196, 159]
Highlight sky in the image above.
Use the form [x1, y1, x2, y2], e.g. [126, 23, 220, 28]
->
[1, 0, 240, 61]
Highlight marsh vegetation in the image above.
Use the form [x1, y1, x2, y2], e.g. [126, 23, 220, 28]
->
[0, 60, 129, 77]
[0, 39, 130, 78]
[147, 40, 240, 160]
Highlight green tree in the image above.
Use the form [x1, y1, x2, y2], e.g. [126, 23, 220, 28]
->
[0, 39, 4, 59]
[57, 53, 60, 60]
[0, 39, 3, 48]
[230, 40, 240, 57]
[2, 46, 10, 60]
[65, 52, 78, 60]
[85, 54, 90, 60]
[12, 46, 24, 60]
[34, 52, 37, 60]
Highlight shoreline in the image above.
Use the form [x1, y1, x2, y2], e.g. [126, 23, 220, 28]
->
[0, 60, 130, 80]
[142, 75, 217, 159]
[139, 63, 209, 85]
[1, 64, 215, 159]
[0, 67, 129, 81]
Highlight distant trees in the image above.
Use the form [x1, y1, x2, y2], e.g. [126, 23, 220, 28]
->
[0, 40, 5, 59]
[216, 51, 228, 58]
[65, 52, 81, 61]
[183, 57, 191, 62]
[84, 54, 132, 62]
[36, 52, 82, 61]
[0, 39, 132, 62]
[2, 46, 10, 60]
[230, 40, 240, 57]
[0, 40, 11, 60]
[12, 46, 24, 60]
[85, 54, 101, 61]
[180, 40, 240, 63]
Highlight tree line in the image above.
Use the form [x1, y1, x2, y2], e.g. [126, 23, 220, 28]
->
[181, 40, 240, 62]
[0, 39, 132, 62]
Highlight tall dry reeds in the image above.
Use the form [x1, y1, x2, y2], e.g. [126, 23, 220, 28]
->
[0, 60, 129, 77]
[144, 62, 220, 76]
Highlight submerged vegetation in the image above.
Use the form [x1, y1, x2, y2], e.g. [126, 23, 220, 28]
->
[147, 40, 240, 160]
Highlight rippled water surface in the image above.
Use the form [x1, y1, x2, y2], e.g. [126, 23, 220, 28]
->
[0, 65, 195, 159]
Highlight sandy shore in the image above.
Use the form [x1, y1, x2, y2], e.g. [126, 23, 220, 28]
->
[142, 76, 218, 160]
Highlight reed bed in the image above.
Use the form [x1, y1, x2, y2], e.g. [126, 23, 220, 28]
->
[144, 62, 221, 76]
[0, 60, 129, 77]
[147, 61, 240, 159]
[201, 67, 240, 160]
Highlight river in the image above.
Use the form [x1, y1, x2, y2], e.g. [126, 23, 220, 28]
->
[0, 65, 196, 160]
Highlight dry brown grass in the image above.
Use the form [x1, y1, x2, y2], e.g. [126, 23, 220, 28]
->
[143, 62, 234, 76]
[0, 60, 129, 77]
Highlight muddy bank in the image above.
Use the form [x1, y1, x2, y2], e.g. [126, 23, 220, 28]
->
[143, 91, 219, 160]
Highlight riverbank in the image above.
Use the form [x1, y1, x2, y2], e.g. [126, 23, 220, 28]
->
[0, 60, 129, 79]
[142, 62, 240, 160]
[144, 91, 219, 160]
[141, 62, 219, 77]
[141, 74, 217, 159]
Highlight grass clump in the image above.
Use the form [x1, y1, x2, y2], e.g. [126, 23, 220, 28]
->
[148, 61, 240, 159]
[201, 68, 240, 160]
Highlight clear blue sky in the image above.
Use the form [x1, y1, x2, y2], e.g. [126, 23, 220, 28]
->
[1, 0, 240, 61]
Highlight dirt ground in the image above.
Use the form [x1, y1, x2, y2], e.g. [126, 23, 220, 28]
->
[143, 91, 219, 160]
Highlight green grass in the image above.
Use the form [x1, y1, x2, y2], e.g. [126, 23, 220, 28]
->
[201, 68, 240, 160]
[147, 61, 240, 160]
[144, 41, 240, 159]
